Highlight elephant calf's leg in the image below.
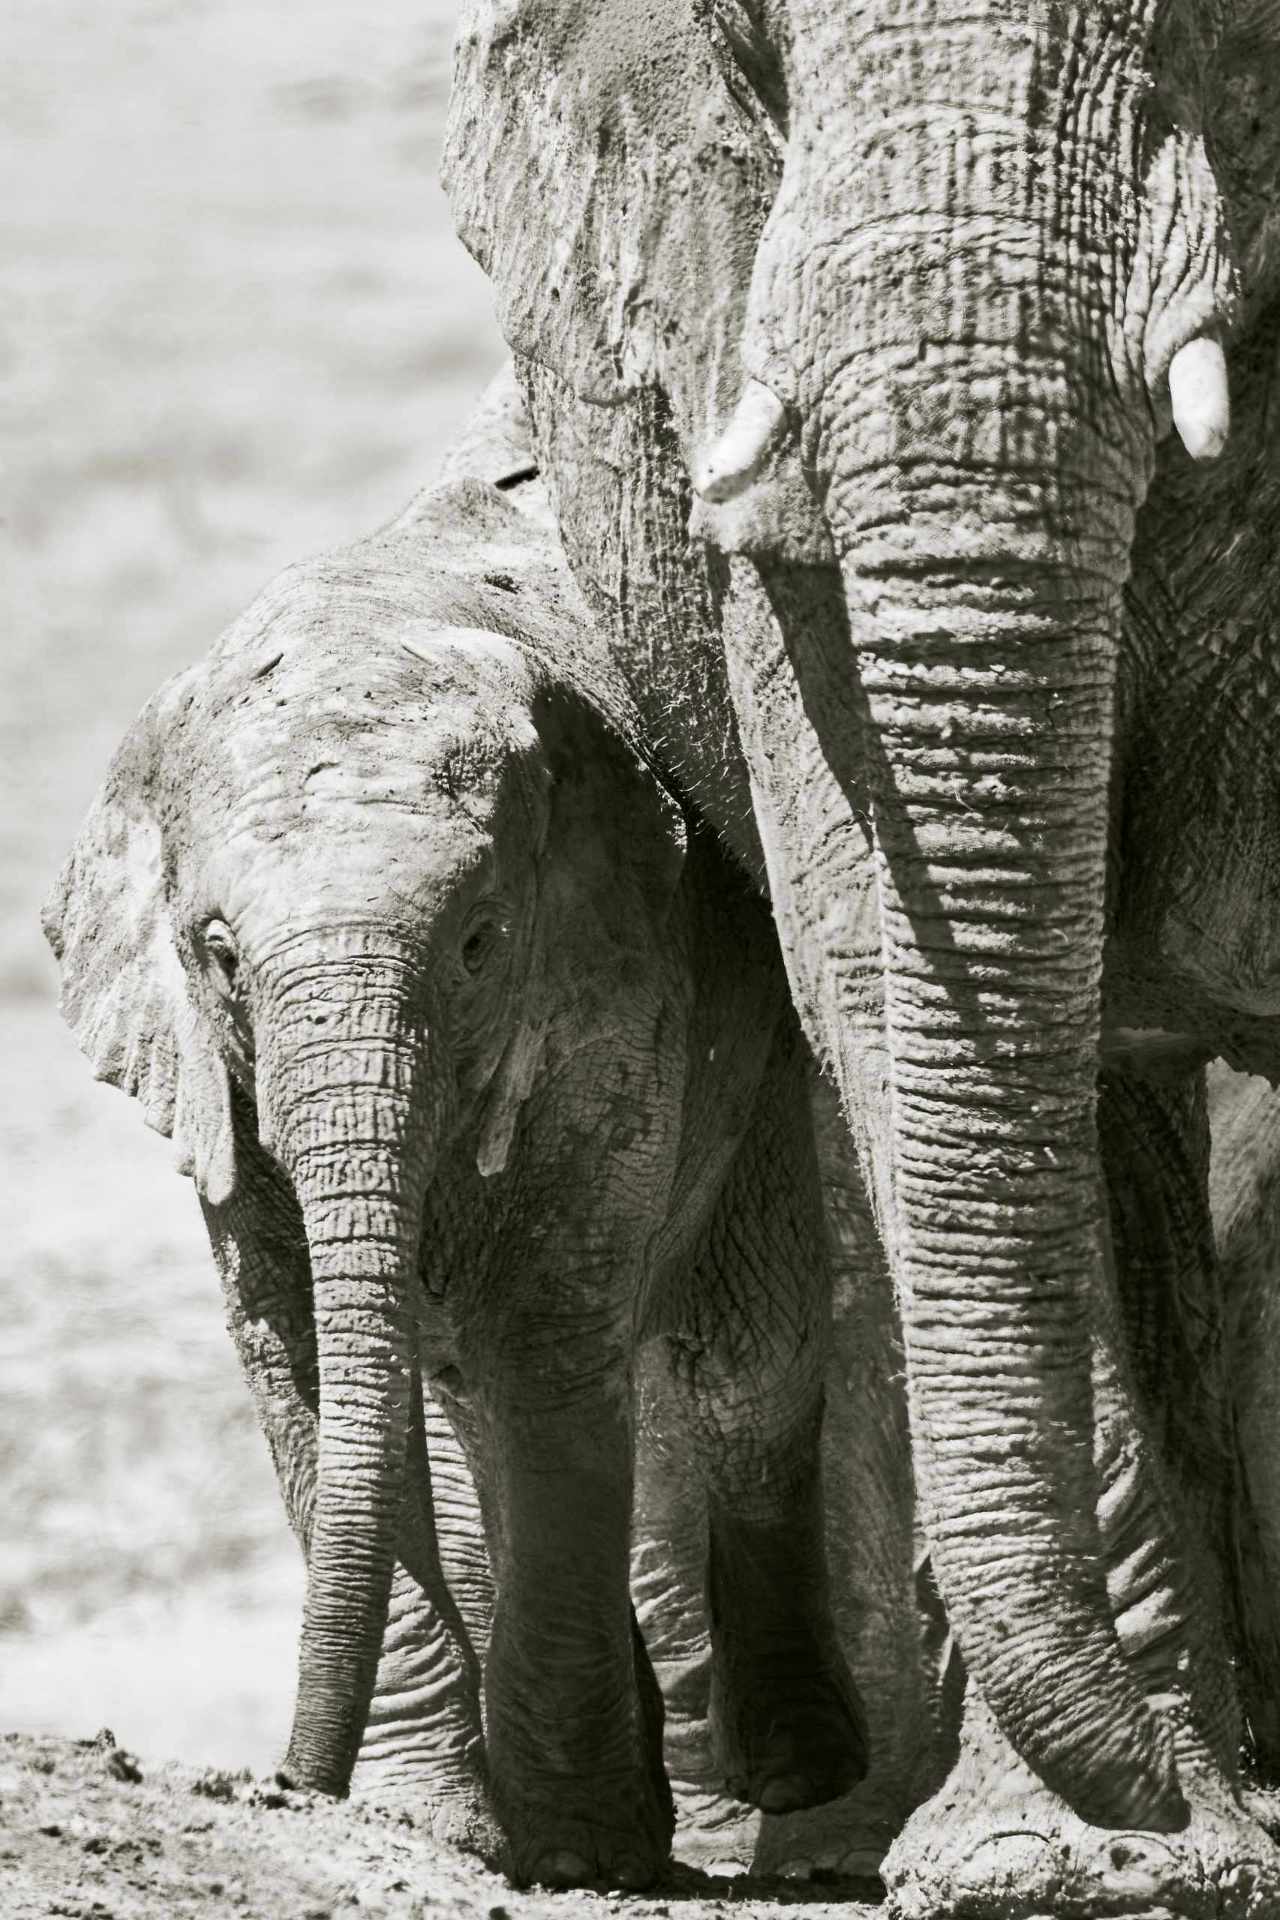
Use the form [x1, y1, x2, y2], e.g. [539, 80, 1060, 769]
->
[705, 1418, 868, 1815]
[352, 1377, 498, 1854]
[669, 1038, 869, 1814]
[478, 1334, 673, 1890]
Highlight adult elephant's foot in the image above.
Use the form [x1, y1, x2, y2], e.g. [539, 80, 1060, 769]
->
[705, 1492, 870, 1814]
[709, 1629, 869, 1814]
[491, 1614, 676, 1889]
[656, 1637, 925, 1880]
[882, 1708, 1280, 1920]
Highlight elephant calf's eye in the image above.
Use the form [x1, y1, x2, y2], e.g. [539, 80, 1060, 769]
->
[460, 919, 500, 977]
[201, 919, 240, 994]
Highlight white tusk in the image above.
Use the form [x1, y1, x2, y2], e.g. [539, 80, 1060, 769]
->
[1168, 335, 1229, 463]
[694, 380, 788, 503]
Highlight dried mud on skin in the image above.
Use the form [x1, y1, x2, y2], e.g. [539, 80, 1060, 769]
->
[0, 1733, 882, 1920]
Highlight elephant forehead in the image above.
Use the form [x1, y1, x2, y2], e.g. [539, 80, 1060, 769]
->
[211, 811, 498, 935]
[182, 778, 508, 954]
[197, 708, 537, 831]
[187, 640, 543, 796]
[397, 622, 534, 685]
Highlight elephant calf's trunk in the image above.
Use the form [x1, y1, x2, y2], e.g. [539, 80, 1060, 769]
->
[281, 1244, 414, 1793]
[264, 950, 440, 1796]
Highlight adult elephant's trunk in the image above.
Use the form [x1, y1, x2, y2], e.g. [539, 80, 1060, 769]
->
[700, 0, 1232, 1832]
[258, 933, 442, 1796]
[839, 465, 1175, 1828]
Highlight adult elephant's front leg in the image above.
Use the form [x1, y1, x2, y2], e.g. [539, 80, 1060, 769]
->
[883, 1068, 1279, 1920]
[656, 1017, 867, 1819]
[476, 1309, 673, 1890]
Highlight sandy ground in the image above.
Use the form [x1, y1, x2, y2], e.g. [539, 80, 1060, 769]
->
[1, 1731, 878, 1919]
[2, 0, 500, 1776]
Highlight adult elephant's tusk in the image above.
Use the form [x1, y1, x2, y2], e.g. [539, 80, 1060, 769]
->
[694, 380, 788, 503]
[1169, 335, 1229, 463]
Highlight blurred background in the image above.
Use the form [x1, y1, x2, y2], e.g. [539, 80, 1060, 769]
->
[1, 0, 503, 1768]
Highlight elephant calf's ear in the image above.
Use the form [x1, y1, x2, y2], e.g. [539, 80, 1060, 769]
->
[476, 1011, 546, 1180]
[532, 683, 688, 944]
[43, 668, 235, 1202]
[474, 683, 687, 1179]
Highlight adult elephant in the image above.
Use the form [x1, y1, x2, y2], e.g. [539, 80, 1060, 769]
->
[444, 2, 1280, 1908]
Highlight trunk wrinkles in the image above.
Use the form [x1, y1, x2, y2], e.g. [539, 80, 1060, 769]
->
[836, 477, 1190, 1825]
[258, 930, 444, 1798]
[739, 0, 1217, 1834]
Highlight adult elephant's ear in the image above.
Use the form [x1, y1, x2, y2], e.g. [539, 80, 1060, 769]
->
[475, 677, 688, 1178]
[42, 667, 236, 1205]
[443, 0, 779, 463]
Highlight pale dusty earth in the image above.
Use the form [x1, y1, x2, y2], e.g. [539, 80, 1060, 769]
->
[0, 3, 882, 1914]
[1, 1730, 874, 1920]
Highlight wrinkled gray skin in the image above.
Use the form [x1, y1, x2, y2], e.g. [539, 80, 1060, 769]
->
[443, 1, 1280, 1911]
[44, 437, 894, 1889]
[1211, 1066, 1280, 1793]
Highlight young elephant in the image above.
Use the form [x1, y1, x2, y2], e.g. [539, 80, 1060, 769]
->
[45, 470, 867, 1886]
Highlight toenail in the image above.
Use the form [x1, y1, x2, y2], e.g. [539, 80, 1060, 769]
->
[757, 1774, 810, 1814]
[534, 1850, 592, 1887]
[612, 1856, 654, 1891]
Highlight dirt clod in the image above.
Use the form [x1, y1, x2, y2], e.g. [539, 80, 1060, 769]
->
[104, 1747, 143, 1784]
[192, 1772, 240, 1803]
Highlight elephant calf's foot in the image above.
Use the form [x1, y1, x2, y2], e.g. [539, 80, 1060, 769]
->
[884, 1742, 1280, 1920]
[498, 1764, 675, 1891]
[710, 1636, 869, 1815]
[489, 1603, 674, 1887]
[350, 1753, 503, 1863]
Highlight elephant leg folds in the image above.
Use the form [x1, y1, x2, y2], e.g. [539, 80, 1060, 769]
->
[883, 1696, 1280, 1920]
[706, 1469, 868, 1815]
[665, 1028, 871, 1818]
[480, 1371, 674, 1889]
